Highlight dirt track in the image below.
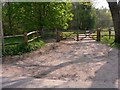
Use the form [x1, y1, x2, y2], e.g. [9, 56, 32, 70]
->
[1, 37, 118, 88]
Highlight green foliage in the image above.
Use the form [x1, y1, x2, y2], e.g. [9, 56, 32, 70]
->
[3, 39, 45, 56]
[43, 31, 55, 38]
[92, 30, 120, 49]
[100, 36, 120, 49]
[45, 2, 73, 29]
[4, 36, 23, 44]
[101, 36, 114, 45]
[69, 2, 96, 30]
[2, 2, 73, 35]
[61, 32, 75, 39]
[95, 8, 113, 29]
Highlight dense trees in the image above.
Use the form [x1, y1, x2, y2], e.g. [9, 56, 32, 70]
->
[2, 2, 97, 35]
[69, 2, 96, 30]
[3, 1, 120, 44]
[95, 8, 113, 29]
[2, 2, 73, 36]
[3, 3, 36, 35]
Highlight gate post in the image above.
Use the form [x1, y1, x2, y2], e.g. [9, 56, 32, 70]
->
[76, 31, 79, 41]
[56, 29, 61, 42]
[109, 28, 111, 39]
[24, 32, 28, 45]
[97, 28, 101, 42]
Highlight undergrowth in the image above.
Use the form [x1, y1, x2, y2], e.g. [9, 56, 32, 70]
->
[3, 39, 45, 56]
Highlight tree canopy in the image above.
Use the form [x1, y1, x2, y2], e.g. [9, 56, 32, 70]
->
[69, 2, 96, 30]
[2, 2, 73, 35]
[95, 8, 113, 29]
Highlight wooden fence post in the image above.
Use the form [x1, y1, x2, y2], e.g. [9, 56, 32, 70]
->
[76, 31, 79, 41]
[97, 28, 101, 42]
[56, 29, 61, 42]
[109, 28, 111, 39]
[24, 32, 28, 45]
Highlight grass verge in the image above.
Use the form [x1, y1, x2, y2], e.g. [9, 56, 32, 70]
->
[92, 35, 120, 49]
[3, 39, 45, 56]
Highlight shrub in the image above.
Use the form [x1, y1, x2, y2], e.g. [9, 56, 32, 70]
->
[3, 39, 45, 56]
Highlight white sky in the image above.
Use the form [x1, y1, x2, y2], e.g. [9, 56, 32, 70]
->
[71, 0, 110, 9]
[93, 0, 109, 9]
[1, 0, 117, 9]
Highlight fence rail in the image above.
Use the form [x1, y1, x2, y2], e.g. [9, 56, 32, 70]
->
[4, 35, 23, 38]
[3, 29, 115, 46]
[28, 36, 41, 43]
[91, 29, 115, 42]
[4, 31, 39, 46]
[91, 35, 115, 36]
[27, 31, 37, 36]
[4, 42, 22, 46]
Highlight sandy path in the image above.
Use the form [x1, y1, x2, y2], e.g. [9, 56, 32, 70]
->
[1, 37, 118, 88]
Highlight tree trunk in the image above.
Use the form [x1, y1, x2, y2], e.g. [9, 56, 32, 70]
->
[107, 2, 120, 44]
[56, 29, 61, 42]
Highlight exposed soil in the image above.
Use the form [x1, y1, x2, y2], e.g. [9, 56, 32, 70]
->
[1, 37, 119, 88]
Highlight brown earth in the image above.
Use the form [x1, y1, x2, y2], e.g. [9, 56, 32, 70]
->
[1, 37, 119, 88]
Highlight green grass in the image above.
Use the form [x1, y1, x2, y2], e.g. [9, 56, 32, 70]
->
[4, 30, 119, 56]
[3, 38, 45, 56]
[4, 36, 24, 44]
[92, 31, 120, 49]
[61, 32, 76, 39]
[41, 30, 88, 40]
[101, 31, 115, 35]
[92, 31, 115, 45]
[3, 30, 85, 56]
[3, 31, 57, 56]
[4, 35, 37, 44]
[101, 36, 115, 45]
[101, 36, 120, 49]
[40, 31, 76, 39]
[68, 30, 87, 34]
[78, 30, 86, 34]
